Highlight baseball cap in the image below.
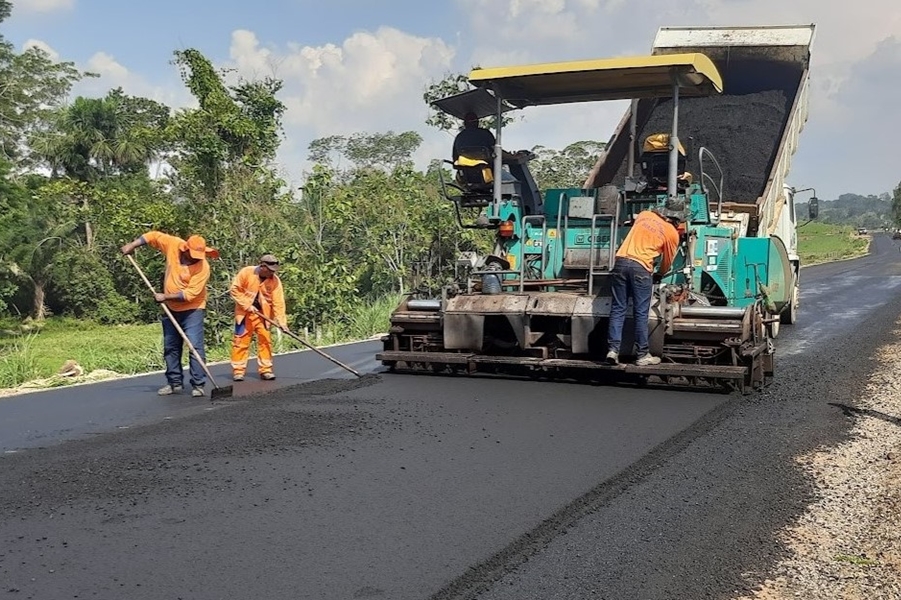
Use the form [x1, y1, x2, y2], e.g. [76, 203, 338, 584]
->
[260, 254, 280, 271]
[180, 235, 218, 260]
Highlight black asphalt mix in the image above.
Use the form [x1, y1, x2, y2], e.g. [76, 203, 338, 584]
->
[1, 237, 898, 600]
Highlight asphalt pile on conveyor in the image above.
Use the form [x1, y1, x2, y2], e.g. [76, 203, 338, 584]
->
[628, 89, 791, 202]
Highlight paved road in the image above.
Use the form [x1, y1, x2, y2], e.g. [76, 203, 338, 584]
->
[0, 338, 379, 452]
[0, 235, 898, 600]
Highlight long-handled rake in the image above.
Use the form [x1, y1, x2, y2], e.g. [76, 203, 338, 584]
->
[255, 312, 362, 378]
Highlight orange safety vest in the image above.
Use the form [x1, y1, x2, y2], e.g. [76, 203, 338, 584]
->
[142, 231, 210, 312]
[229, 265, 287, 328]
[615, 210, 680, 274]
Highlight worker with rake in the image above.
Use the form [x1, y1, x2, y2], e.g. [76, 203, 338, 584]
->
[121, 231, 219, 397]
[229, 254, 287, 382]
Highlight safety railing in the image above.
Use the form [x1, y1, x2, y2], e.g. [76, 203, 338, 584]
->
[587, 189, 621, 296]
[699, 147, 725, 224]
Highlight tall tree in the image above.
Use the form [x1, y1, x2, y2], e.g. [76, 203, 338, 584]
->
[307, 131, 423, 172]
[0, 0, 85, 165]
[32, 89, 171, 181]
[29, 90, 172, 250]
[0, 175, 79, 319]
[169, 48, 285, 199]
[528, 140, 607, 190]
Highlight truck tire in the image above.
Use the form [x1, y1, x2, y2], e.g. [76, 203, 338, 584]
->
[781, 284, 799, 325]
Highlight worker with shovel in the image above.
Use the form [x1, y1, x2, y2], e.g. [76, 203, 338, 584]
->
[229, 254, 287, 382]
[121, 231, 219, 397]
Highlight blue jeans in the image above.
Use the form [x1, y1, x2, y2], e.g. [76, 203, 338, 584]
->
[607, 258, 653, 356]
[162, 308, 206, 388]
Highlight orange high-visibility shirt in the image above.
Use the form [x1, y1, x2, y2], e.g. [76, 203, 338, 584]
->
[142, 231, 210, 312]
[615, 210, 680, 274]
[229, 265, 287, 328]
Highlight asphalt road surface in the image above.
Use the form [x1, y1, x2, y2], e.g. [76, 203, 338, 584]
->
[1, 234, 899, 600]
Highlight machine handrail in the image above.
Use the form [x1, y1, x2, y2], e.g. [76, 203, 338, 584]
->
[698, 147, 725, 224]
[587, 213, 617, 296]
[437, 166, 465, 229]
[438, 161, 495, 229]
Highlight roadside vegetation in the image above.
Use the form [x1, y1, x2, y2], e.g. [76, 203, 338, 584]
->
[798, 222, 871, 265]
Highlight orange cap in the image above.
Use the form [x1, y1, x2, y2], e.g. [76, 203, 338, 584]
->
[181, 235, 219, 260]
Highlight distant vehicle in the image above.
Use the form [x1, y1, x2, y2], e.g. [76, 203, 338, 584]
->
[893, 231, 901, 240]
[858, 228, 868, 235]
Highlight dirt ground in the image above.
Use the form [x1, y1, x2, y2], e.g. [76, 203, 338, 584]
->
[736, 319, 901, 600]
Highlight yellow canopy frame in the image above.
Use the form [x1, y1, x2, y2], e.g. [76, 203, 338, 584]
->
[467, 53, 722, 106]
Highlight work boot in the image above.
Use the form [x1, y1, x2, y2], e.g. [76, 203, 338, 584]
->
[233, 374, 245, 382]
[191, 387, 205, 398]
[636, 354, 661, 366]
[158, 384, 183, 396]
[260, 372, 276, 381]
[606, 350, 619, 365]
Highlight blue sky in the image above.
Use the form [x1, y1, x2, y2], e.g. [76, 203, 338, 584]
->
[5, 0, 901, 200]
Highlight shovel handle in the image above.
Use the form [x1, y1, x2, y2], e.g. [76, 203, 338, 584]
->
[126, 253, 223, 390]
[255, 311, 362, 378]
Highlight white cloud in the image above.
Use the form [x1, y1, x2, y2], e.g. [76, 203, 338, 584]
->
[227, 28, 454, 132]
[86, 51, 129, 81]
[21, 38, 59, 61]
[70, 51, 192, 110]
[14, 0, 73, 13]
[224, 27, 456, 184]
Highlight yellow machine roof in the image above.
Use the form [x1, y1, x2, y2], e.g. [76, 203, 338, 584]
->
[467, 53, 723, 106]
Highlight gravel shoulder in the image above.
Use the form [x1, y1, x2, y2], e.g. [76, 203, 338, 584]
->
[736, 318, 901, 600]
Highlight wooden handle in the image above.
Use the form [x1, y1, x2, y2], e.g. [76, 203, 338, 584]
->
[255, 311, 362, 377]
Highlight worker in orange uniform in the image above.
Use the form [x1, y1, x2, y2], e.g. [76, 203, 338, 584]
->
[606, 201, 683, 366]
[121, 231, 218, 397]
[229, 254, 287, 382]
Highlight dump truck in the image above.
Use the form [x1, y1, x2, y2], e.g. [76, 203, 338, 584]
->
[376, 24, 817, 392]
[587, 24, 818, 329]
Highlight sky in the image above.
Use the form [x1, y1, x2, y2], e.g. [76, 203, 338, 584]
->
[4, 0, 900, 201]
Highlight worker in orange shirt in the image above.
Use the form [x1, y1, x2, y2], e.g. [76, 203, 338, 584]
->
[606, 201, 683, 366]
[121, 231, 218, 397]
[229, 254, 287, 381]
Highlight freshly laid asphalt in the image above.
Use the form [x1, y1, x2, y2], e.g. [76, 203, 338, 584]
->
[1, 235, 898, 600]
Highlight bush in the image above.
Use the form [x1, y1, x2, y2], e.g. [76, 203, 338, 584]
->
[46, 248, 138, 324]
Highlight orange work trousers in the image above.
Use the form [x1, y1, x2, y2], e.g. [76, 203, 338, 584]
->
[230, 313, 273, 377]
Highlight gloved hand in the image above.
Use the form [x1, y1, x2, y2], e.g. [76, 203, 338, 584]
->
[247, 305, 259, 314]
[652, 272, 663, 284]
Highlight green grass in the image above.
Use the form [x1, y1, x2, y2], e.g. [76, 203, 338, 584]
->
[0, 317, 166, 387]
[798, 222, 870, 265]
[834, 554, 877, 566]
[0, 295, 401, 391]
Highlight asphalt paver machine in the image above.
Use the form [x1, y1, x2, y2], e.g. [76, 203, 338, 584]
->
[378, 25, 816, 392]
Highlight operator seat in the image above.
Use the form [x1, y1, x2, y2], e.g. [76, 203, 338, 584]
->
[453, 146, 494, 206]
[639, 133, 691, 192]
[453, 145, 495, 194]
